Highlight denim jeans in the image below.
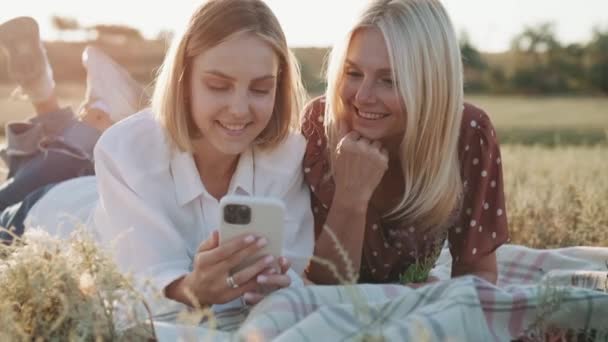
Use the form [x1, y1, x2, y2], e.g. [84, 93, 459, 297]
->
[0, 183, 55, 241]
[0, 107, 100, 241]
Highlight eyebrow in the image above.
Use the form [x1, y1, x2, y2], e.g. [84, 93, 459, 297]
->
[345, 59, 392, 75]
[203, 70, 277, 82]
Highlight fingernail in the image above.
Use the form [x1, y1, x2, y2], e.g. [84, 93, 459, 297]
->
[268, 268, 277, 274]
[244, 235, 255, 243]
[257, 238, 268, 247]
[264, 255, 274, 264]
[257, 275, 268, 283]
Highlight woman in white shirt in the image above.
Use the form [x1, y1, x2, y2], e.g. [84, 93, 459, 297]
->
[92, 0, 313, 312]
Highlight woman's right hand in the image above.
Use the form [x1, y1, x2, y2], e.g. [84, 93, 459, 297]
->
[333, 128, 389, 209]
[179, 231, 276, 307]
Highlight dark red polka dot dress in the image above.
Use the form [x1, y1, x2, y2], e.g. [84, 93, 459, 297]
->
[301, 96, 509, 283]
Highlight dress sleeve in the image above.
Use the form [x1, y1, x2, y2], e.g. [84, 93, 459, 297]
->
[300, 97, 334, 238]
[448, 105, 509, 264]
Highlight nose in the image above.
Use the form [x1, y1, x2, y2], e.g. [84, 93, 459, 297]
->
[354, 78, 377, 105]
[228, 88, 250, 118]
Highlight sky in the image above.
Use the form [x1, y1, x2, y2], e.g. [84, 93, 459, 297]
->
[1, 0, 607, 52]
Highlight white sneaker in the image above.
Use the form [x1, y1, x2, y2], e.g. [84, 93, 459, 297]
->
[81, 45, 147, 122]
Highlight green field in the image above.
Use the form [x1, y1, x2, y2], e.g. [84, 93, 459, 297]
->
[2, 84, 607, 145]
[467, 95, 608, 146]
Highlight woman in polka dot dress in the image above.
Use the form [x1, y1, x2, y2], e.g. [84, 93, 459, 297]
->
[301, 0, 508, 285]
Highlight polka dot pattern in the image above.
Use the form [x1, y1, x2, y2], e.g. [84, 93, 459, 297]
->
[448, 103, 509, 266]
[301, 98, 509, 283]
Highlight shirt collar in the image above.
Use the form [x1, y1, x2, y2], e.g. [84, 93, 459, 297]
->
[170, 147, 254, 206]
[170, 150, 205, 206]
[227, 147, 254, 196]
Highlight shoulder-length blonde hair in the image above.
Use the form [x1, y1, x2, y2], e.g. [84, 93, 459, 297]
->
[324, 0, 464, 230]
[152, 0, 307, 152]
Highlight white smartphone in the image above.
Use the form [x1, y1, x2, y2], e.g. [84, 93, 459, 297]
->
[218, 195, 285, 273]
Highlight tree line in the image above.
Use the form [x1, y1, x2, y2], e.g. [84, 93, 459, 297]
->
[2, 18, 607, 96]
[461, 23, 608, 95]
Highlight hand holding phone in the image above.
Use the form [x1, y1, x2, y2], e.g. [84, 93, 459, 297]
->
[170, 230, 273, 307]
[169, 195, 292, 307]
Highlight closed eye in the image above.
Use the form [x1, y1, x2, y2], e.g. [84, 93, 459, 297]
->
[345, 70, 363, 78]
[381, 78, 394, 87]
[207, 84, 230, 92]
[251, 88, 271, 95]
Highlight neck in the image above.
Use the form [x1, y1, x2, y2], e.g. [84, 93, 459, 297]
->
[192, 139, 240, 199]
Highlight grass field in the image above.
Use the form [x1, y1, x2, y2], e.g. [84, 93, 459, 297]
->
[467, 95, 608, 146]
[503, 145, 608, 248]
[1, 84, 607, 248]
[467, 95, 608, 129]
[2, 85, 607, 143]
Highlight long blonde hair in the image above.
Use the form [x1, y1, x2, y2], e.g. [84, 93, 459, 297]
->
[325, 0, 464, 230]
[152, 0, 307, 152]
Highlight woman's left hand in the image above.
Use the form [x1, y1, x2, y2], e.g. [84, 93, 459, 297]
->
[242, 257, 292, 304]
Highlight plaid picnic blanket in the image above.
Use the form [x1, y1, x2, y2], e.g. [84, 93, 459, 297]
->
[153, 245, 608, 341]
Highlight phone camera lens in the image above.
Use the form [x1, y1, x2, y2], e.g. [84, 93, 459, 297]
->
[224, 204, 251, 225]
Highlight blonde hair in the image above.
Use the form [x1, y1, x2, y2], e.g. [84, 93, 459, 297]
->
[325, 0, 464, 230]
[152, 0, 307, 152]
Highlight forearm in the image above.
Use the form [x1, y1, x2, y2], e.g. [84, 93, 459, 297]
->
[307, 200, 368, 284]
[474, 271, 497, 284]
[452, 268, 497, 284]
[451, 252, 498, 284]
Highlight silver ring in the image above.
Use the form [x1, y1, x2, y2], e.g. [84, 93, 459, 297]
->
[226, 275, 239, 289]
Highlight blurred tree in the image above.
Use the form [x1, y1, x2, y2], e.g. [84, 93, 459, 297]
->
[587, 28, 608, 94]
[460, 32, 486, 70]
[509, 23, 586, 94]
[552, 43, 586, 91]
[512, 23, 559, 56]
[51, 15, 80, 40]
[89, 24, 144, 44]
[51, 15, 80, 31]
[460, 31, 489, 92]
[486, 66, 509, 93]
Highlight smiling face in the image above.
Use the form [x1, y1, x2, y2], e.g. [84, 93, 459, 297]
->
[188, 32, 279, 156]
[339, 26, 406, 142]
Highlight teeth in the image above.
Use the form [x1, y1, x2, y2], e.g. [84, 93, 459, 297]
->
[357, 110, 386, 120]
[220, 122, 247, 131]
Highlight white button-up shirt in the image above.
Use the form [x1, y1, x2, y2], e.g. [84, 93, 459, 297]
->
[92, 110, 314, 314]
